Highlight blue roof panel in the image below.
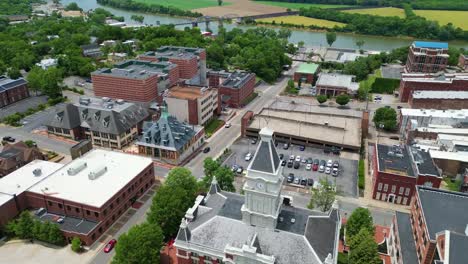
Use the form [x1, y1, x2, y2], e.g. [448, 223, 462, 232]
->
[414, 41, 448, 49]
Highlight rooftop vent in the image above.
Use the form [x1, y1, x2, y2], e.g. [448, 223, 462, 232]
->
[67, 161, 87, 175]
[106, 103, 114, 109]
[79, 98, 91, 106]
[116, 99, 125, 104]
[102, 97, 111, 102]
[88, 165, 107, 180]
[33, 168, 42, 177]
[290, 218, 295, 224]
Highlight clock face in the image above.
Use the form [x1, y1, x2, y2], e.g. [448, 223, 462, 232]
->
[256, 182, 264, 190]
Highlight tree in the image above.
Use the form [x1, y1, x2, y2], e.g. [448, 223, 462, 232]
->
[47, 224, 65, 245]
[7, 68, 21, 79]
[278, 28, 292, 39]
[24, 140, 37, 148]
[326, 32, 337, 47]
[130, 15, 144, 23]
[218, 0, 223, 6]
[308, 177, 336, 212]
[27, 67, 63, 98]
[356, 40, 365, 50]
[317, 95, 327, 104]
[15, 211, 34, 239]
[336, 94, 350, 106]
[204, 157, 220, 178]
[165, 167, 198, 198]
[298, 41, 305, 48]
[71, 237, 82, 253]
[348, 229, 381, 264]
[65, 2, 82, 11]
[112, 223, 163, 264]
[202, 158, 235, 192]
[373, 107, 397, 131]
[346, 207, 374, 240]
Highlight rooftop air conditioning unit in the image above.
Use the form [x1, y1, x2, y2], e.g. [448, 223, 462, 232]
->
[102, 97, 111, 102]
[33, 168, 42, 176]
[88, 165, 107, 180]
[67, 161, 87, 175]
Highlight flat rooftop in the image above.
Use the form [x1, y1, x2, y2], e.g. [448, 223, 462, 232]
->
[144, 46, 205, 60]
[401, 73, 468, 83]
[401, 108, 468, 118]
[316, 73, 358, 91]
[36, 212, 98, 235]
[296, 63, 319, 74]
[413, 41, 448, 49]
[28, 149, 153, 208]
[376, 144, 415, 177]
[221, 71, 254, 89]
[380, 64, 404, 80]
[412, 90, 468, 100]
[409, 146, 440, 177]
[248, 108, 361, 149]
[429, 149, 468, 163]
[92, 60, 176, 80]
[167, 86, 212, 100]
[75, 97, 138, 113]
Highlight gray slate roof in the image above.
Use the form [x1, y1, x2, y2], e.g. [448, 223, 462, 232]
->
[417, 186, 468, 240]
[250, 140, 280, 174]
[0, 76, 27, 92]
[447, 231, 468, 264]
[377, 144, 415, 177]
[395, 212, 418, 264]
[46, 103, 81, 129]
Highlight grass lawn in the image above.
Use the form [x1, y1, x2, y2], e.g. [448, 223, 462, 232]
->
[414, 10, 468, 30]
[257, 15, 346, 28]
[204, 119, 224, 137]
[132, 0, 227, 10]
[343, 7, 405, 18]
[255, 1, 352, 10]
[443, 177, 462, 192]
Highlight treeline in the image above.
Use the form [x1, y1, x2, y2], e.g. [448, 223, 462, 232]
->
[0, 0, 42, 15]
[254, 0, 468, 11]
[299, 7, 468, 41]
[96, 0, 203, 18]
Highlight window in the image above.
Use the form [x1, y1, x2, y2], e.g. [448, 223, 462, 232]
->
[75, 207, 80, 213]
[391, 185, 396, 193]
[94, 212, 99, 217]
[378, 183, 383, 191]
[67, 205, 71, 210]
[405, 188, 410, 196]
[58, 203, 63, 209]
[384, 184, 388, 192]
[110, 203, 114, 210]
[117, 198, 120, 204]
[403, 197, 408, 205]
[48, 201, 53, 206]
[399, 187, 404, 195]
[86, 210, 90, 215]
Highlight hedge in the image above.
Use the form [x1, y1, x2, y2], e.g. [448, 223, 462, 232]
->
[370, 77, 400, 94]
[358, 159, 365, 190]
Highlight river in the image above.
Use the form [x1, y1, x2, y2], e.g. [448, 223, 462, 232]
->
[62, 0, 468, 50]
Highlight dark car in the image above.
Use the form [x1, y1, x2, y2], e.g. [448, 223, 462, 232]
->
[283, 143, 289, 150]
[281, 160, 287, 166]
[307, 178, 314, 186]
[287, 173, 294, 183]
[299, 145, 305, 151]
[203, 147, 210, 153]
[251, 138, 257, 144]
[85, 78, 93, 83]
[287, 160, 293, 168]
[306, 158, 313, 164]
[397, 105, 403, 109]
[279, 154, 284, 160]
[323, 148, 331, 154]
[104, 239, 117, 253]
[331, 146, 341, 155]
[312, 159, 319, 171]
[293, 161, 300, 169]
[333, 161, 339, 168]
[300, 178, 307, 186]
[319, 160, 326, 166]
[2, 136, 15, 143]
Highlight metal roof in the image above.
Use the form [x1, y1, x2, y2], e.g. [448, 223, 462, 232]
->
[296, 63, 320, 74]
[413, 41, 448, 49]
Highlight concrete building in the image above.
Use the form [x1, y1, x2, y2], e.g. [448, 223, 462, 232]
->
[405, 41, 449, 73]
[80, 44, 102, 58]
[459, 54, 468, 71]
[165, 85, 220, 126]
[36, 58, 58, 70]
[316, 73, 359, 96]
[388, 186, 468, 264]
[92, 60, 179, 103]
[45, 97, 148, 149]
[0, 141, 45, 177]
[398, 73, 468, 102]
[293, 63, 320, 84]
[137, 108, 204, 165]
[139, 46, 207, 86]
[371, 144, 441, 206]
[408, 91, 468, 110]
[174, 128, 341, 264]
[242, 101, 363, 152]
[0, 76, 29, 108]
[218, 71, 256, 108]
[107, 52, 128, 63]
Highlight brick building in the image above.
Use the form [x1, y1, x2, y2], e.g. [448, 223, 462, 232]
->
[371, 144, 441, 205]
[0, 141, 45, 177]
[408, 90, 468, 110]
[174, 128, 341, 264]
[398, 73, 468, 102]
[139, 46, 207, 86]
[216, 71, 256, 108]
[388, 186, 468, 264]
[45, 98, 148, 149]
[0, 76, 29, 108]
[316, 73, 359, 96]
[91, 60, 179, 103]
[459, 54, 468, 71]
[405, 41, 449, 73]
[293, 63, 320, 84]
[0, 150, 154, 245]
[165, 85, 220, 126]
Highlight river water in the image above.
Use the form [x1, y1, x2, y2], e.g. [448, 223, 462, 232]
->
[63, 0, 468, 50]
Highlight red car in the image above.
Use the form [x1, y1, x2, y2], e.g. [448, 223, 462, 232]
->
[104, 239, 117, 253]
[312, 159, 319, 171]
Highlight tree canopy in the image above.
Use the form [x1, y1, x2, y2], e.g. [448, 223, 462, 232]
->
[202, 157, 235, 192]
[373, 107, 397, 131]
[317, 95, 327, 104]
[308, 177, 336, 212]
[326, 32, 337, 47]
[348, 228, 381, 264]
[346, 207, 374, 240]
[336, 94, 350, 106]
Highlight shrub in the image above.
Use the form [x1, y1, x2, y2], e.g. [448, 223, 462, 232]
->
[37, 104, 46, 111]
[370, 78, 400, 94]
[71, 237, 82, 252]
[358, 159, 365, 190]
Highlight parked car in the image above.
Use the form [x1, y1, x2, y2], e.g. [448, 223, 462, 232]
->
[104, 239, 117, 253]
[231, 165, 238, 172]
[325, 167, 331, 174]
[289, 155, 295, 161]
[287, 160, 293, 168]
[301, 158, 307, 164]
[323, 148, 331, 154]
[319, 160, 326, 167]
[203, 147, 210, 153]
[283, 143, 289, 150]
[293, 161, 300, 169]
[299, 145, 305, 151]
[236, 166, 244, 174]
[279, 153, 284, 160]
[245, 153, 252, 161]
[326, 160, 333, 167]
[295, 156, 301, 162]
[35, 208, 46, 216]
[306, 164, 312, 170]
[224, 123, 231, 128]
[287, 173, 294, 183]
[301, 178, 307, 186]
[307, 178, 314, 186]
[332, 168, 339, 177]
[293, 177, 300, 185]
[397, 105, 403, 109]
[2, 136, 15, 143]
[331, 146, 341, 155]
[333, 161, 339, 168]
[319, 165, 325, 172]
[306, 158, 313, 164]
[313, 159, 319, 171]
[251, 138, 257, 144]
[56, 217, 64, 224]
[281, 160, 287, 166]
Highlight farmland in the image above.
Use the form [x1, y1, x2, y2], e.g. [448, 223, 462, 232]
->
[342, 7, 406, 18]
[414, 10, 468, 30]
[257, 15, 346, 28]
[132, 0, 227, 10]
[255, 1, 351, 10]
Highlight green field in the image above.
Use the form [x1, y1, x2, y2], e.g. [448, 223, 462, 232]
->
[415, 10, 468, 30]
[257, 15, 346, 28]
[132, 0, 227, 10]
[255, 1, 352, 10]
[343, 7, 405, 18]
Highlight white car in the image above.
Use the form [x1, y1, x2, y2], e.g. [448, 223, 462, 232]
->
[325, 167, 331, 174]
[295, 156, 301, 162]
[245, 153, 252, 161]
[326, 160, 333, 167]
[306, 164, 312, 171]
[319, 165, 325, 172]
[289, 155, 295, 161]
[225, 123, 231, 128]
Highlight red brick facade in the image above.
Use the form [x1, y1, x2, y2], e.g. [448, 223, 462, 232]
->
[293, 72, 314, 84]
[241, 111, 254, 137]
[409, 194, 437, 264]
[219, 74, 256, 108]
[0, 81, 29, 108]
[92, 74, 161, 103]
[399, 75, 468, 102]
[408, 95, 468, 110]
[405, 45, 448, 73]
[459, 54, 468, 70]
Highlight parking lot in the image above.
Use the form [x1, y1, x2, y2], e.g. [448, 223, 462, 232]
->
[224, 138, 358, 197]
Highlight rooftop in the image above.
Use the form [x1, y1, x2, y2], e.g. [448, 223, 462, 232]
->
[395, 212, 418, 264]
[376, 144, 415, 177]
[411, 90, 468, 100]
[429, 149, 468, 163]
[296, 63, 320, 74]
[27, 149, 152, 208]
[220, 71, 255, 89]
[400, 108, 468, 118]
[380, 64, 404, 80]
[445, 231, 468, 264]
[167, 86, 212, 101]
[143, 46, 205, 60]
[316, 73, 358, 91]
[92, 60, 176, 80]
[417, 186, 468, 240]
[0, 76, 27, 93]
[413, 41, 448, 49]
[401, 73, 468, 83]
[408, 146, 440, 177]
[35, 212, 98, 235]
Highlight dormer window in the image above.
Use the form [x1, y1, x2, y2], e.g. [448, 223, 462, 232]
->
[56, 112, 64, 122]
[103, 116, 110, 127]
[94, 111, 101, 121]
[81, 109, 88, 119]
